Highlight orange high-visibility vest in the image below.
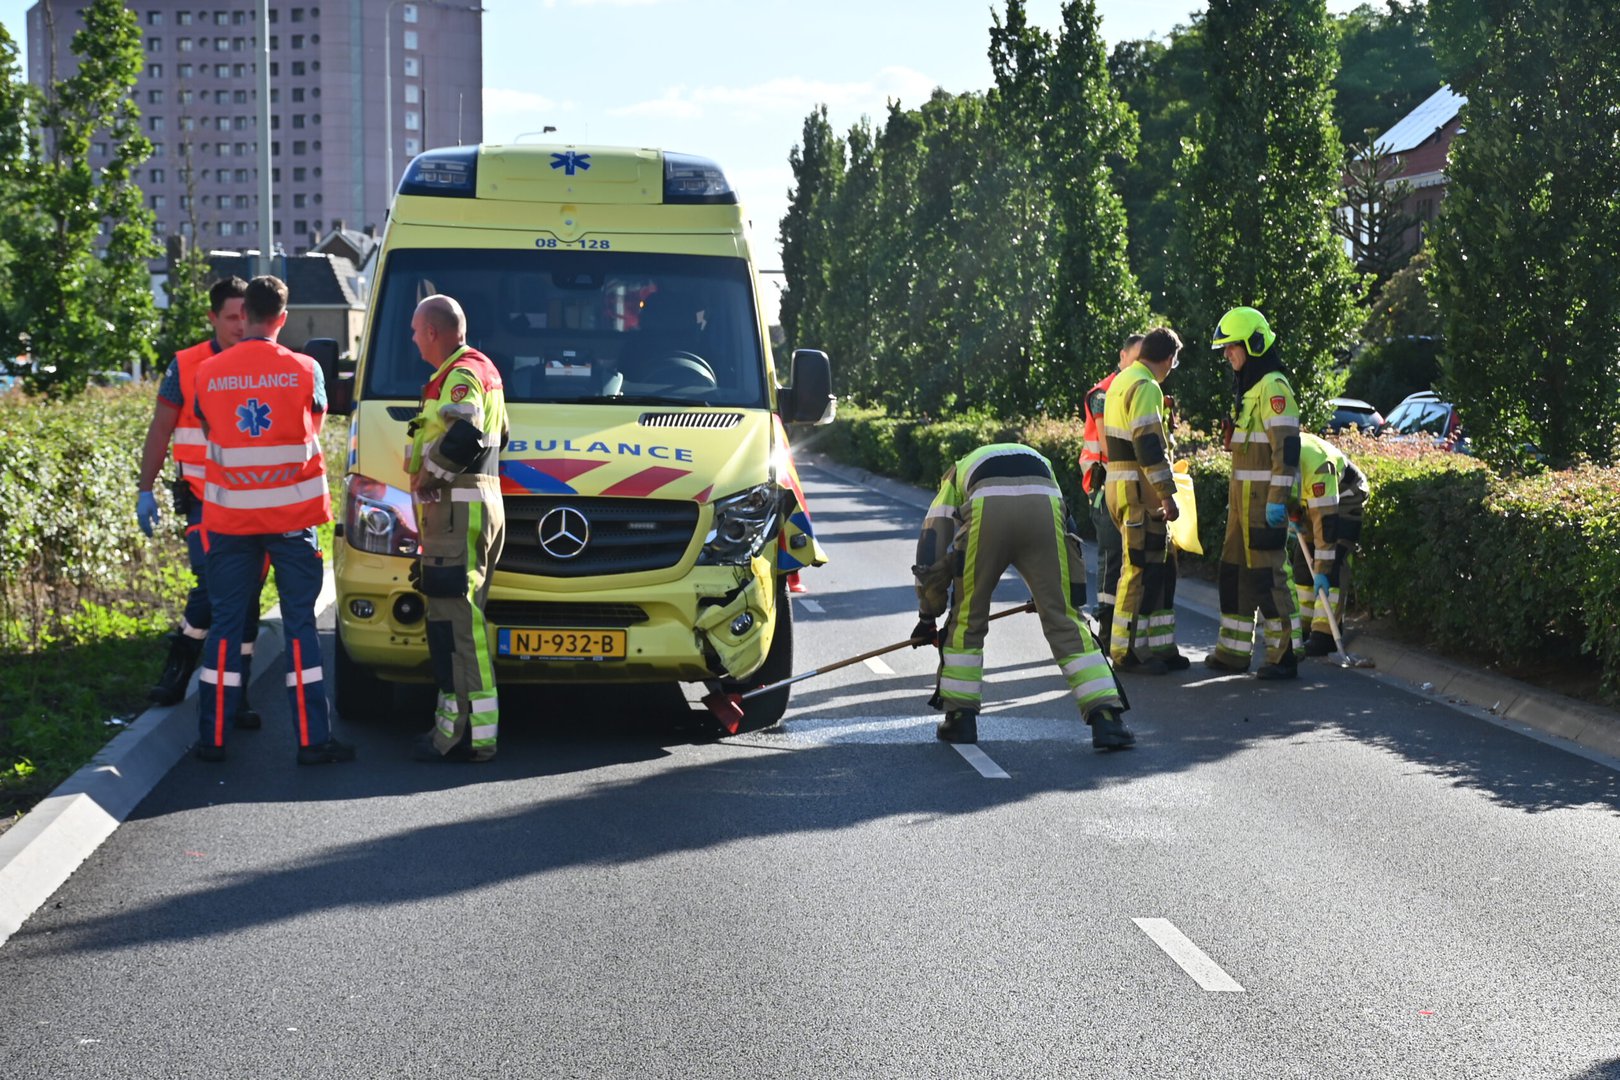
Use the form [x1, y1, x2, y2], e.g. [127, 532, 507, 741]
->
[1079, 370, 1118, 496]
[195, 338, 331, 535]
[171, 339, 219, 498]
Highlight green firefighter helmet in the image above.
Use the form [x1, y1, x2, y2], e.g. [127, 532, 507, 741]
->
[1211, 306, 1276, 356]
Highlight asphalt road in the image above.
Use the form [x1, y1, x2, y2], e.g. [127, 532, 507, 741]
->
[4, 464, 1620, 1079]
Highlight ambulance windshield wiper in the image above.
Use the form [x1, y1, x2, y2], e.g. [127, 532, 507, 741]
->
[572, 394, 700, 406]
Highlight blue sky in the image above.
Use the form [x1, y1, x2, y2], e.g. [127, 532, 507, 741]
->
[2, 0, 1367, 307]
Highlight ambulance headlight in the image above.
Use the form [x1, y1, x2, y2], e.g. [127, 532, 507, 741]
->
[344, 475, 420, 556]
[698, 483, 778, 565]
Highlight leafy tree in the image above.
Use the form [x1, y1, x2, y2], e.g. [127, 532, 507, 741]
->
[1167, 0, 1365, 430]
[0, 0, 159, 398]
[1332, 2, 1440, 143]
[1363, 245, 1439, 342]
[818, 119, 880, 403]
[155, 145, 214, 366]
[777, 106, 843, 367]
[1040, 0, 1149, 411]
[0, 24, 37, 367]
[1334, 137, 1417, 293]
[1428, 0, 1620, 467]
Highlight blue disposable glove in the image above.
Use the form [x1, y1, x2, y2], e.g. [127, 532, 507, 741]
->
[137, 490, 160, 537]
[1265, 502, 1287, 528]
[1313, 572, 1332, 596]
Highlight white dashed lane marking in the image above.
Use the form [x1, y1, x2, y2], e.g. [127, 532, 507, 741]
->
[863, 657, 895, 675]
[797, 599, 826, 613]
[1132, 918, 1245, 992]
[952, 743, 1011, 779]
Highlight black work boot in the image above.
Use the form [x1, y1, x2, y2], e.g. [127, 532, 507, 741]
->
[1254, 651, 1300, 681]
[193, 742, 226, 763]
[1302, 631, 1335, 658]
[233, 701, 262, 730]
[1160, 649, 1192, 671]
[1116, 654, 1169, 676]
[149, 632, 203, 705]
[935, 709, 978, 745]
[413, 731, 492, 763]
[297, 739, 357, 765]
[1203, 653, 1248, 673]
[1086, 707, 1135, 750]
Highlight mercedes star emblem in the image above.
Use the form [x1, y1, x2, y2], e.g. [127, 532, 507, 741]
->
[537, 505, 590, 560]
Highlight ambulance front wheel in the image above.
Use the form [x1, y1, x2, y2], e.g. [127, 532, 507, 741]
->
[721, 582, 794, 733]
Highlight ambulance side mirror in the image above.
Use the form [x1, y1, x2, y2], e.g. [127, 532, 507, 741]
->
[304, 337, 353, 416]
[780, 348, 836, 426]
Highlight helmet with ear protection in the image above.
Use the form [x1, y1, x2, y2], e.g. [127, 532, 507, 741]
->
[1211, 306, 1275, 357]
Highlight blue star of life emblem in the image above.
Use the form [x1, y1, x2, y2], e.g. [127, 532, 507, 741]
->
[549, 151, 591, 176]
[237, 397, 272, 437]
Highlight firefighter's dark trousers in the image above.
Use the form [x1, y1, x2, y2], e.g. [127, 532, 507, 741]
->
[419, 489, 506, 757]
[936, 491, 1121, 719]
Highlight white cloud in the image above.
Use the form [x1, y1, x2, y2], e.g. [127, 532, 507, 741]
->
[607, 65, 938, 125]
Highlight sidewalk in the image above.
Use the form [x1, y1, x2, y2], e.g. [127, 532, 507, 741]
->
[799, 450, 1620, 765]
[0, 570, 337, 948]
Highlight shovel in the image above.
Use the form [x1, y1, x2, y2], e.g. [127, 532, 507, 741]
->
[701, 600, 1038, 733]
[1294, 528, 1374, 669]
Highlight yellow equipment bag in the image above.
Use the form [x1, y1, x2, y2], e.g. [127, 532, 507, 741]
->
[1169, 460, 1202, 555]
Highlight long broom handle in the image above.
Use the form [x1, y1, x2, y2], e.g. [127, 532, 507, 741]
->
[1294, 526, 1349, 654]
[739, 600, 1037, 701]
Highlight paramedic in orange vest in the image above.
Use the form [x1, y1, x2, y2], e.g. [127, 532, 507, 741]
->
[136, 277, 267, 718]
[191, 275, 354, 765]
[406, 294, 510, 764]
[1078, 333, 1143, 655]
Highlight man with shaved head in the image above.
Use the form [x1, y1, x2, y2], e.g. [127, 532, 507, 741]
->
[406, 294, 510, 762]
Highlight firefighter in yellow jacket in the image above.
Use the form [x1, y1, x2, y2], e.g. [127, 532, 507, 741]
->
[1289, 432, 1368, 656]
[913, 443, 1133, 750]
[1205, 306, 1302, 680]
[1102, 327, 1187, 674]
[406, 295, 511, 763]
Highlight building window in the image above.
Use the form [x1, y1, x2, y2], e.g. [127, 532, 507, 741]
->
[149, 116, 164, 132]
[233, 10, 247, 25]
[147, 10, 163, 25]
[177, 11, 191, 26]
[234, 116, 249, 131]
[292, 7, 305, 21]
[405, 137, 421, 156]
[235, 168, 250, 182]
[292, 34, 304, 49]
[403, 57, 419, 77]
[93, 141, 107, 157]
[404, 111, 419, 131]
[214, 36, 227, 50]
[148, 89, 163, 104]
[292, 87, 305, 103]
[273, 194, 281, 209]
[179, 195, 190, 209]
[147, 63, 163, 78]
[178, 37, 192, 51]
[293, 166, 307, 181]
[293, 140, 307, 155]
[293, 114, 305, 129]
[272, 116, 281, 130]
[178, 88, 192, 104]
[403, 30, 419, 51]
[146, 37, 162, 52]
[151, 142, 165, 157]
[220, 222, 234, 237]
[270, 35, 279, 49]
[270, 62, 279, 76]
[151, 194, 166, 209]
[294, 193, 307, 208]
[233, 64, 246, 77]
[235, 142, 249, 156]
[236, 194, 251, 209]
[403, 4, 419, 22]
[150, 168, 165, 183]
[178, 63, 192, 78]
[294, 219, 307, 235]
[404, 84, 419, 105]
[292, 61, 305, 76]
[270, 88, 280, 103]
[233, 37, 247, 52]
[234, 89, 248, 104]
[215, 64, 229, 77]
[216, 12, 229, 26]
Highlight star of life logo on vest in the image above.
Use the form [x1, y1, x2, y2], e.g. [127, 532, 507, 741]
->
[237, 397, 273, 437]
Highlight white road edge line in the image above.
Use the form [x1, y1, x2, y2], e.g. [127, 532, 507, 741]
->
[863, 657, 895, 675]
[798, 599, 826, 614]
[952, 743, 1011, 779]
[1132, 917, 1244, 992]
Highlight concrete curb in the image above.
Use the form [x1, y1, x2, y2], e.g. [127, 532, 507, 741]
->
[0, 569, 337, 949]
[799, 450, 1620, 764]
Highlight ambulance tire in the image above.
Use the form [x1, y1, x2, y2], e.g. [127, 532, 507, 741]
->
[334, 629, 394, 725]
[723, 581, 794, 733]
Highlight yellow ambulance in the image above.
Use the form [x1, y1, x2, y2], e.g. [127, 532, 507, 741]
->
[319, 145, 833, 731]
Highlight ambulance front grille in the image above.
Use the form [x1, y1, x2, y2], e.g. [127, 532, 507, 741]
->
[497, 496, 700, 578]
[638, 411, 742, 429]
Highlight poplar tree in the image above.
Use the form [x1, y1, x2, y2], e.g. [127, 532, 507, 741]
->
[1167, 0, 1363, 429]
[777, 106, 843, 365]
[1427, 0, 1620, 466]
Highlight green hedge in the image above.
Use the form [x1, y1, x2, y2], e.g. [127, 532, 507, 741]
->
[805, 406, 1620, 700]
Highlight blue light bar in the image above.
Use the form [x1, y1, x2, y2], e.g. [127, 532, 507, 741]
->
[663, 152, 737, 205]
[398, 146, 478, 198]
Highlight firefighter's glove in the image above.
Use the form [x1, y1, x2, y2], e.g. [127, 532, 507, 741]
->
[1265, 502, 1287, 528]
[137, 490, 160, 537]
[408, 559, 423, 591]
[910, 617, 939, 649]
[1313, 573, 1333, 597]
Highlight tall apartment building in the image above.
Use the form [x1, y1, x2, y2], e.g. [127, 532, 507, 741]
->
[25, 0, 482, 254]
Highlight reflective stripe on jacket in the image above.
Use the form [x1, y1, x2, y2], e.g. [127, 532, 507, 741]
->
[196, 339, 331, 535]
[406, 345, 510, 501]
[172, 339, 219, 497]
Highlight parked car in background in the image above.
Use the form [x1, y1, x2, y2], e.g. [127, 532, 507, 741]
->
[1326, 396, 1386, 434]
[1384, 390, 1467, 452]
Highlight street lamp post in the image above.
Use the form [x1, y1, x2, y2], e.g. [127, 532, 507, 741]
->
[383, 0, 484, 210]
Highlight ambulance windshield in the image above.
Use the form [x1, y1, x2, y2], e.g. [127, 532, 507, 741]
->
[363, 249, 769, 408]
